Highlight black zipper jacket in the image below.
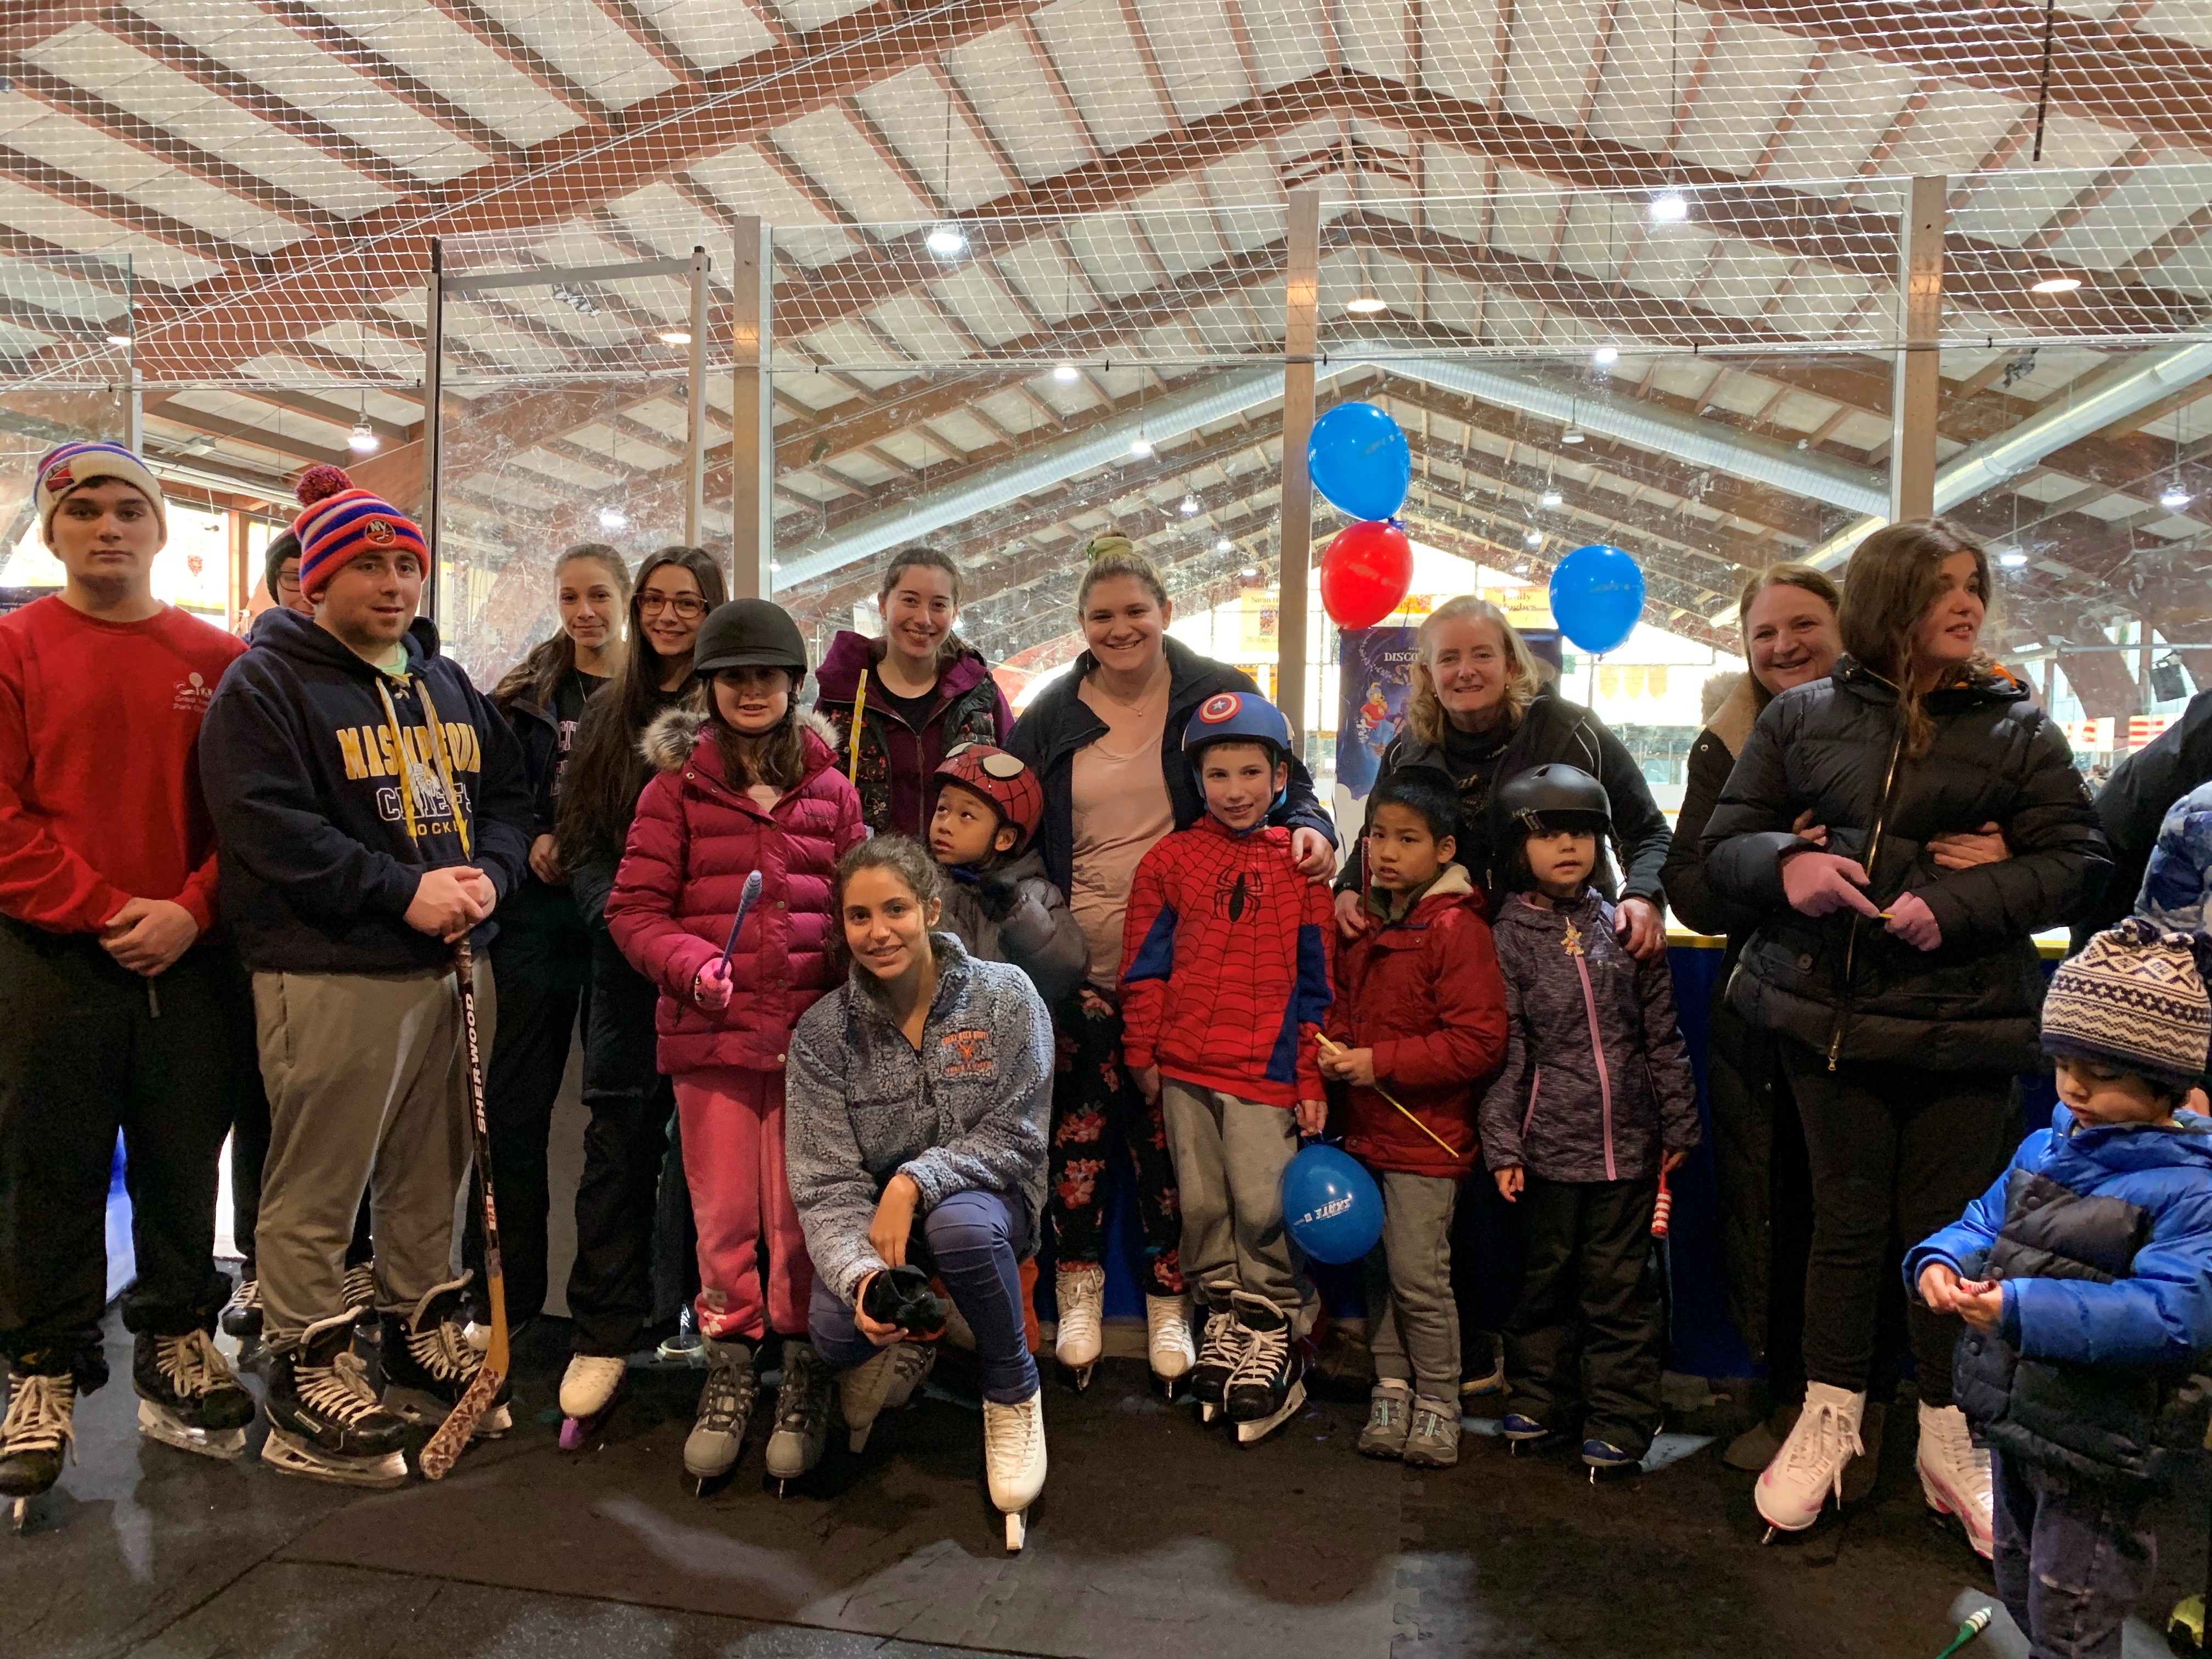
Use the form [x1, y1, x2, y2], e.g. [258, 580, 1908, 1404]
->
[199, 608, 534, 974]
[1701, 657, 2108, 1071]
[1006, 636, 1335, 897]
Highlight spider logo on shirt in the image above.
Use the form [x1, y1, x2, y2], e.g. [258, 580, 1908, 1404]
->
[1215, 869, 1263, 919]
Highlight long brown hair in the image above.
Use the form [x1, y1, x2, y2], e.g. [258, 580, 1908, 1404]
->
[1402, 596, 1541, 748]
[492, 544, 633, 713]
[1736, 561, 1842, 714]
[831, 834, 944, 974]
[1838, 517, 1995, 759]
[708, 670, 808, 795]
[555, 545, 727, 866]
[878, 545, 973, 673]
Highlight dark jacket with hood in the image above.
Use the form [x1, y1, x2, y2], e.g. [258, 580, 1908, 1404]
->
[1701, 658, 2108, 1073]
[936, 847, 1088, 1006]
[199, 607, 534, 974]
[1006, 635, 1335, 901]
[814, 630, 1013, 838]
[1335, 689, 1672, 915]
[1907, 1105, 2212, 1489]
[1662, 671, 1793, 1361]
[2074, 684, 2212, 949]
[1477, 887, 1700, 1184]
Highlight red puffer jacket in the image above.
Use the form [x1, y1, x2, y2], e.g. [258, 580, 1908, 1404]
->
[607, 707, 866, 1075]
[1324, 867, 1509, 1178]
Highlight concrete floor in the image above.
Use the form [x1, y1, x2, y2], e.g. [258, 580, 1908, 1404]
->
[5, 1313, 2204, 1659]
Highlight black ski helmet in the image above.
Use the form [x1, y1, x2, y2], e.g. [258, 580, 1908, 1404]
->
[693, 597, 808, 679]
[1498, 763, 1612, 838]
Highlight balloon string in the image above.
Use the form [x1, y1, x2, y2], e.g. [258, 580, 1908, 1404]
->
[1314, 1032, 1462, 1156]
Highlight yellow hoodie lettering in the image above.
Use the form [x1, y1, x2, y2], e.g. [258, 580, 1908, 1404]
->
[336, 727, 369, 781]
[375, 725, 399, 776]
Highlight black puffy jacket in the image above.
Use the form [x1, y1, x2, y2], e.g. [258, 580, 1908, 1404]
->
[1701, 658, 2108, 1072]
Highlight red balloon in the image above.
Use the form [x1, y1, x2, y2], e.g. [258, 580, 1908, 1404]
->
[1318, 520, 1414, 630]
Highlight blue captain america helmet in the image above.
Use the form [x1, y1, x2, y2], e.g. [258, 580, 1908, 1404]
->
[1182, 689, 1294, 766]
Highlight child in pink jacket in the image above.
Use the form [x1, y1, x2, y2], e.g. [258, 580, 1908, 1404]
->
[607, 599, 864, 1492]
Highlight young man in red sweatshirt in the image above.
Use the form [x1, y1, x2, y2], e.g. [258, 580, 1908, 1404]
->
[0, 443, 258, 1515]
[1120, 691, 1334, 1443]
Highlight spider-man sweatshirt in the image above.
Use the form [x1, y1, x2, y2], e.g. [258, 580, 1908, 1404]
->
[1118, 814, 1334, 1107]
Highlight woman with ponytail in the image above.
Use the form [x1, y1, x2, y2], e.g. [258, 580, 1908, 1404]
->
[1006, 535, 1336, 1395]
[815, 545, 1013, 837]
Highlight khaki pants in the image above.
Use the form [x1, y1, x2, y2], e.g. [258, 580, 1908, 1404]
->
[252, 961, 496, 1350]
[1363, 1169, 1460, 1402]
[1162, 1081, 1300, 1316]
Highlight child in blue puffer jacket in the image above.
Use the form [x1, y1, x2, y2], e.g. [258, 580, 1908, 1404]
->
[1908, 918, 2212, 1656]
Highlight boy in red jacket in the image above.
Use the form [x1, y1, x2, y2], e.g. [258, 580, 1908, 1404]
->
[1121, 692, 1334, 1442]
[1321, 770, 1508, 1469]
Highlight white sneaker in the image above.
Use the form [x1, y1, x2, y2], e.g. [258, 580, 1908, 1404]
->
[1145, 1294, 1195, 1384]
[1916, 1401, 1994, 1560]
[1754, 1380, 1865, 1534]
[983, 1387, 1047, 1515]
[559, 1354, 627, 1420]
[1054, 1266, 1104, 1372]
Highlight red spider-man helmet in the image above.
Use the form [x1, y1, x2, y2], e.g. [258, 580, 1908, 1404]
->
[1182, 690, 1293, 766]
[933, 743, 1045, 853]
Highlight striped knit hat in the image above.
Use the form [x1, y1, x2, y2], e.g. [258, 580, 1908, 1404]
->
[35, 441, 166, 543]
[2042, 918, 2212, 1093]
[292, 464, 428, 599]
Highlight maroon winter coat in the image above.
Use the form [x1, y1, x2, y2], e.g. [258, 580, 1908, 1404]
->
[606, 707, 866, 1075]
[1324, 866, 1509, 1178]
[814, 630, 1013, 838]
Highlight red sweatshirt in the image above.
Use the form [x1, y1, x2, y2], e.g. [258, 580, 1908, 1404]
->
[0, 596, 244, 934]
[1119, 815, 1335, 1107]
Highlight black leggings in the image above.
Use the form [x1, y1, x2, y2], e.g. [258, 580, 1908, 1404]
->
[1781, 1043, 2018, 1407]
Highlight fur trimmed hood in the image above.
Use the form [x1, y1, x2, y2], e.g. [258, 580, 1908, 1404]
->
[641, 703, 841, 774]
[1705, 672, 1763, 760]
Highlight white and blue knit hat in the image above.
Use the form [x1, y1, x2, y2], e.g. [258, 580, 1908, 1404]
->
[2042, 918, 2212, 1093]
[35, 440, 166, 543]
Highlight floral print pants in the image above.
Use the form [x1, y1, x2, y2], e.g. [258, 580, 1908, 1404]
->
[1049, 985, 1183, 1296]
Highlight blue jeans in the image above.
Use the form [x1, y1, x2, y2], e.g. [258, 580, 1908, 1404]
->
[1992, 1449, 2157, 1659]
[809, 1188, 1037, 1404]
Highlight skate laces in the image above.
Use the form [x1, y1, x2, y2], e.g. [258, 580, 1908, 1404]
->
[1780, 1396, 1863, 1500]
[983, 1395, 1041, 1473]
[1058, 1272, 1102, 1342]
[155, 1330, 234, 1398]
[1229, 1318, 1288, 1387]
[1197, 1307, 1248, 1372]
[406, 1318, 479, 1384]
[298, 1349, 387, 1426]
[224, 1279, 259, 1314]
[776, 1347, 824, 1431]
[2, 1374, 77, 1460]
[698, 1351, 754, 1433]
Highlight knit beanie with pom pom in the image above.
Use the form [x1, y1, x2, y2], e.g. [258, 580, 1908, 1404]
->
[291, 463, 428, 599]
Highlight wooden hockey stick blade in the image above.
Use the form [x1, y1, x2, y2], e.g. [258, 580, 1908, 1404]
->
[418, 1362, 507, 1481]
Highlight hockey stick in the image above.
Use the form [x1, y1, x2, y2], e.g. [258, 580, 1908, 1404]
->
[420, 936, 506, 1480]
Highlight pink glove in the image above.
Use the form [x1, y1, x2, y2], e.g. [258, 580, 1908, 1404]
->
[1884, 889, 1942, 951]
[692, 958, 733, 1011]
[1779, 850, 1880, 919]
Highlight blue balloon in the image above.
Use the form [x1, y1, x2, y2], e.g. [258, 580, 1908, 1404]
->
[1548, 543, 1647, 654]
[1308, 402, 1410, 522]
[1281, 1143, 1384, 1265]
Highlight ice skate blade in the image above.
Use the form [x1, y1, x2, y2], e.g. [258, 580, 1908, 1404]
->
[1150, 1370, 1188, 1400]
[1005, 1509, 1026, 1553]
[1233, 1380, 1306, 1446]
[9, 1496, 26, 1534]
[1197, 1399, 1221, 1424]
[1057, 1361, 1093, 1393]
[260, 1429, 408, 1489]
[137, 1400, 247, 1460]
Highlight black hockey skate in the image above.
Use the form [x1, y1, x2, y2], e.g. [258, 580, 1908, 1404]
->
[219, 1276, 262, 1342]
[1190, 1281, 1250, 1426]
[1224, 1290, 1306, 1446]
[261, 1311, 408, 1488]
[1, 1370, 76, 1533]
[379, 1274, 510, 1440]
[134, 1330, 255, 1460]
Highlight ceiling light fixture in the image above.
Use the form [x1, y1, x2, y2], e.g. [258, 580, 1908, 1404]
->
[1523, 529, 1543, 548]
[1562, 425, 1586, 445]
[105, 330, 131, 347]
[348, 417, 380, 454]
[1591, 346, 1618, 366]
[1541, 488, 1563, 507]
[658, 329, 692, 345]
[1052, 361, 1080, 383]
[1130, 433, 1154, 458]
[1997, 549, 2029, 568]
[1180, 494, 1200, 517]
[1217, 537, 1236, 553]
[2031, 275, 2082, 295]
[2163, 483, 2193, 509]
[1239, 563, 1263, 580]
[925, 224, 967, 257]
[1344, 295, 1389, 316]
[1649, 190, 1689, 224]
[597, 506, 628, 531]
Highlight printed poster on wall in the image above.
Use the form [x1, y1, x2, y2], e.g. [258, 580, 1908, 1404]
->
[1334, 625, 1419, 836]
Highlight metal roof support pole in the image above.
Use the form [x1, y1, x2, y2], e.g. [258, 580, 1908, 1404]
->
[422, 236, 445, 625]
[684, 244, 709, 548]
[1277, 189, 1321, 740]
[1891, 174, 1946, 523]
[124, 255, 140, 454]
[730, 217, 772, 600]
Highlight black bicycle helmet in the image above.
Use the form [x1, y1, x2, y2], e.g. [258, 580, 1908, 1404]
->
[1498, 763, 1611, 837]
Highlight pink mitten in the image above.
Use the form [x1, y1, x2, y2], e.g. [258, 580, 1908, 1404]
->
[1779, 850, 1880, 919]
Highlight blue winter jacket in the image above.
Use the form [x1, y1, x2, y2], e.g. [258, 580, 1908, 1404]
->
[1906, 1104, 2212, 1487]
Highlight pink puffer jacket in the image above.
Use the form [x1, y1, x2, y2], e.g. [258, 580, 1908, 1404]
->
[607, 707, 866, 1074]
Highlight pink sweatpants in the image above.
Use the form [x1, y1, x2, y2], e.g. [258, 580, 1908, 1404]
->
[673, 1065, 813, 1342]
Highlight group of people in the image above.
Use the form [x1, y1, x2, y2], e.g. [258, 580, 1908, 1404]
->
[1, 441, 2207, 1644]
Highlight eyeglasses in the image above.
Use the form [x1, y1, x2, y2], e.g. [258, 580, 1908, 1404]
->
[637, 593, 707, 619]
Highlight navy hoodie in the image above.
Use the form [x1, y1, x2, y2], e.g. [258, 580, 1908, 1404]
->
[200, 608, 533, 974]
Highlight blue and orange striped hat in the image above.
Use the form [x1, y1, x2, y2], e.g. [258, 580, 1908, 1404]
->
[35, 440, 166, 543]
[292, 464, 428, 598]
